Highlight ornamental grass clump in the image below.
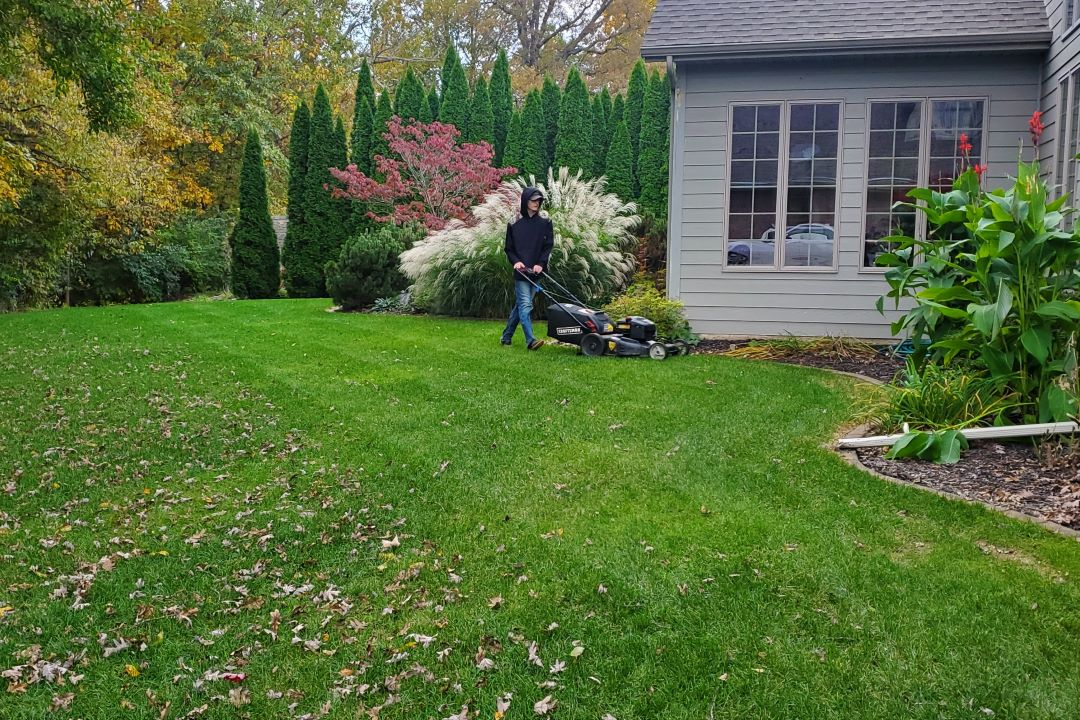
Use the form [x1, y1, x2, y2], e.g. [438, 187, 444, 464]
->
[399, 167, 638, 317]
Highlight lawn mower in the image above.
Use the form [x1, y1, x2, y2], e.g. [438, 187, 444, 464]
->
[521, 270, 690, 360]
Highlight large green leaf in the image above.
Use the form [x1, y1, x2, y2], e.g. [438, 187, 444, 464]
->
[1020, 326, 1051, 364]
[885, 431, 932, 459]
[917, 286, 979, 303]
[1038, 385, 1078, 423]
[968, 302, 997, 338]
[980, 345, 1013, 377]
[1034, 300, 1080, 320]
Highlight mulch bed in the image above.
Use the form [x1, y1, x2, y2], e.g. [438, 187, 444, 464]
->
[693, 338, 904, 383]
[857, 442, 1080, 532]
[692, 338, 1080, 533]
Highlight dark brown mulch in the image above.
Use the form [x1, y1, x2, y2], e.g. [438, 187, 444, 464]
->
[857, 442, 1080, 531]
[694, 338, 904, 383]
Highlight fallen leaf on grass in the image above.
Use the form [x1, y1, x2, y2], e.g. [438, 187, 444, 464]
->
[124, 664, 140, 678]
[534, 694, 557, 714]
[50, 693, 75, 711]
[443, 705, 468, 720]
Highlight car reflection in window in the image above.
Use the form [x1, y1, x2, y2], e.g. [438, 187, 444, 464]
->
[727, 223, 835, 267]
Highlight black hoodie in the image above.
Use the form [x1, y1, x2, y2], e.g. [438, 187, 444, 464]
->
[505, 186, 554, 280]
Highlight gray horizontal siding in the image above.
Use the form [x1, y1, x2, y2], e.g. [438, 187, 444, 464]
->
[1040, 0, 1080, 187]
[669, 53, 1042, 339]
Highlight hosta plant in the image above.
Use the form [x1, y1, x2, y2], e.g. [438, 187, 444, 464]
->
[399, 167, 638, 317]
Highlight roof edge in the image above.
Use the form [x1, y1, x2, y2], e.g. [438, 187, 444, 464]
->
[641, 31, 1052, 62]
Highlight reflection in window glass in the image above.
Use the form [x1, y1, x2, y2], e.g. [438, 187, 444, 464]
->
[785, 103, 839, 267]
[928, 100, 985, 192]
[727, 104, 780, 267]
[863, 101, 922, 267]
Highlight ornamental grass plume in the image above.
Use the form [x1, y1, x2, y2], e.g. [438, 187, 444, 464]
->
[400, 167, 639, 317]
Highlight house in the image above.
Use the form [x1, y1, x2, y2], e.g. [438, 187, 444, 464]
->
[642, 0, 1080, 339]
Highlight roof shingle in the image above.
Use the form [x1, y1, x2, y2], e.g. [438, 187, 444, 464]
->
[642, 0, 1051, 59]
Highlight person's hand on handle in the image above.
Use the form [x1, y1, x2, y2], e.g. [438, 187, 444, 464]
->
[514, 262, 525, 271]
[532, 265, 543, 274]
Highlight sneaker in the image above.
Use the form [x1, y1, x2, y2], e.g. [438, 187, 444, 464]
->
[527, 339, 545, 351]
[500, 338, 512, 346]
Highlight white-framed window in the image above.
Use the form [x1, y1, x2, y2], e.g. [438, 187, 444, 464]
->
[725, 101, 841, 271]
[1068, 0, 1080, 30]
[1055, 71, 1080, 223]
[861, 97, 986, 269]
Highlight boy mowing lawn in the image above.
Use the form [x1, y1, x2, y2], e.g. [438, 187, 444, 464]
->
[500, 187, 553, 350]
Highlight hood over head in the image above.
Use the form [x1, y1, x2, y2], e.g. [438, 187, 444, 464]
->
[520, 186, 544, 215]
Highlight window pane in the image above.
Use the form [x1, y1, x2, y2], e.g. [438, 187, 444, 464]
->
[784, 103, 839, 268]
[864, 101, 923, 267]
[733, 106, 756, 132]
[758, 105, 781, 131]
[727, 104, 781, 267]
[730, 188, 752, 213]
[756, 132, 780, 159]
[929, 98, 985, 191]
[816, 104, 839, 131]
[731, 134, 755, 160]
[790, 104, 815, 131]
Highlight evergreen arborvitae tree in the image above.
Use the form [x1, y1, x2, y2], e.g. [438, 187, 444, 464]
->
[395, 67, 425, 121]
[638, 71, 670, 220]
[502, 109, 524, 175]
[611, 93, 625, 127]
[439, 46, 469, 132]
[334, 115, 348, 167]
[541, 76, 561, 170]
[333, 115, 350, 226]
[351, 96, 374, 175]
[283, 101, 310, 292]
[522, 90, 547, 180]
[591, 93, 608, 177]
[605, 120, 634, 201]
[230, 128, 280, 299]
[426, 86, 440, 122]
[371, 90, 393, 163]
[293, 84, 344, 296]
[490, 50, 513, 164]
[555, 68, 592, 176]
[600, 88, 613, 132]
[419, 88, 434, 123]
[467, 75, 495, 146]
[356, 59, 376, 120]
[627, 59, 648, 196]
[441, 45, 458, 97]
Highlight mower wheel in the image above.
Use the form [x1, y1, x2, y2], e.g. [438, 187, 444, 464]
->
[648, 343, 668, 361]
[581, 333, 605, 356]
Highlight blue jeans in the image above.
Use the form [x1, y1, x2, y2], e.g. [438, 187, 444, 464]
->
[501, 279, 540, 345]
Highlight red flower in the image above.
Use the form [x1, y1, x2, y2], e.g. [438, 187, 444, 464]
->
[973, 163, 987, 177]
[1029, 110, 1045, 144]
[957, 132, 973, 155]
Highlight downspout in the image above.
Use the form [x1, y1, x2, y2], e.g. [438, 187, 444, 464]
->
[665, 55, 679, 298]
[836, 421, 1080, 449]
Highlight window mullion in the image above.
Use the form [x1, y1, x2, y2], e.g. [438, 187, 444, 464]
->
[915, 98, 931, 243]
[776, 101, 789, 269]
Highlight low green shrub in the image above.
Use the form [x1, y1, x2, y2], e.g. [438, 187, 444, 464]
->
[602, 274, 694, 341]
[325, 225, 413, 311]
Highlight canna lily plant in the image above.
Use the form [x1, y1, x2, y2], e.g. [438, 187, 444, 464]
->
[877, 111, 1080, 426]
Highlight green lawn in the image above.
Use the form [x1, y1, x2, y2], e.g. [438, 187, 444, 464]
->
[1, 300, 1078, 720]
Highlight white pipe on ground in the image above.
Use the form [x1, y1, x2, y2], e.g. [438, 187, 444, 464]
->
[837, 421, 1080, 449]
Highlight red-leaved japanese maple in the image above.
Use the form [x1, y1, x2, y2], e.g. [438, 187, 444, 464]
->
[330, 117, 515, 230]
